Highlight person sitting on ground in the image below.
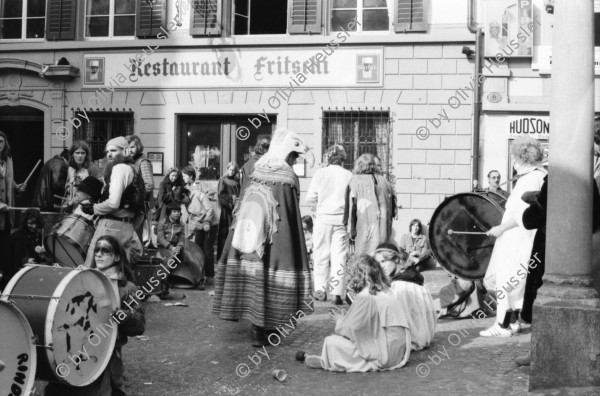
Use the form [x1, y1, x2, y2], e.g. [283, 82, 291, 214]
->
[304, 254, 411, 372]
[44, 235, 145, 396]
[398, 219, 436, 271]
[69, 176, 103, 220]
[374, 242, 436, 351]
[156, 203, 185, 264]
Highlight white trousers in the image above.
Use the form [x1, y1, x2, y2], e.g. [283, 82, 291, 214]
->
[313, 222, 349, 296]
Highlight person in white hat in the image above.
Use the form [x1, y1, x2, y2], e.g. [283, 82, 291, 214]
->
[81, 136, 143, 269]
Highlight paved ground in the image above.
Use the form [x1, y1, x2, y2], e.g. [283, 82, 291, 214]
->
[31, 269, 596, 396]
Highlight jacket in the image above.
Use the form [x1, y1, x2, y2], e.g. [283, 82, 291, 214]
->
[156, 217, 185, 249]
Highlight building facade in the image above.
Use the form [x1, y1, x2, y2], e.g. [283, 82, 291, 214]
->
[0, 0, 480, 240]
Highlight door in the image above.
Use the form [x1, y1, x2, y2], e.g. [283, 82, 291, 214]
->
[0, 106, 45, 207]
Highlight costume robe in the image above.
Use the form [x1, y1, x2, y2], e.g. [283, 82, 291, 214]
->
[212, 162, 312, 329]
[319, 288, 411, 372]
[484, 168, 546, 321]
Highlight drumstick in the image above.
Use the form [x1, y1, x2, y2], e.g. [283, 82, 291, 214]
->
[447, 229, 488, 236]
[54, 194, 69, 201]
[22, 159, 42, 185]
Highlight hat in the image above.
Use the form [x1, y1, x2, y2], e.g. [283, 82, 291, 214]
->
[106, 136, 128, 151]
[77, 176, 103, 201]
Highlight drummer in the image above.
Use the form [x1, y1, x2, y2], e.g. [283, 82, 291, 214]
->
[80, 137, 143, 269]
[69, 176, 103, 220]
[44, 236, 145, 396]
[484, 170, 508, 198]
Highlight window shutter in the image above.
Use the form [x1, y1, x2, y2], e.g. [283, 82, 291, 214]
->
[190, 0, 222, 36]
[394, 0, 426, 33]
[136, 0, 167, 38]
[288, 0, 322, 34]
[46, 0, 77, 40]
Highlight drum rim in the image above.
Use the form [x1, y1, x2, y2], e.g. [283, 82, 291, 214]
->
[44, 234, 88, 264]
[45, 267, 119, 387]
[429, 192, 504, 280]
[0, 264, 37, 299]
[0, 300, 37, 395]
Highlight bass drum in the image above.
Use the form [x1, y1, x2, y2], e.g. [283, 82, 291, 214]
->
[0, 300, 37, 396]
[429, 192, 506, 280]
[1, 265, 119, 387]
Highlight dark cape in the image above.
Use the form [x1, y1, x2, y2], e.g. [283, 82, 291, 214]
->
[212, 162, 312, 329]
[32, 155, 68, 211]
[217, 175, 240, 259]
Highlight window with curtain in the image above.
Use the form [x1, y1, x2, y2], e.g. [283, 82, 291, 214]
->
[0, 0, 46, 39]
[85, 0, 135, 38]
[330, 0, 390, 32]
[73, 110, 135, 161]
[322, 109, 392, 178]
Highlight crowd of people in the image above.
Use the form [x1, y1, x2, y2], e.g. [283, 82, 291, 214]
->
[0, 126, 566, 392]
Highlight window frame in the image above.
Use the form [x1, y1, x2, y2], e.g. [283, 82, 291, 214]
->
[0, 0, 47, 41]
[231, 0, 289, 36]
[84, 0, 136, 40]
[329, 0, 392, 34]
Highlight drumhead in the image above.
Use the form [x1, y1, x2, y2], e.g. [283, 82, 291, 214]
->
[44, 234, 86, 267]
[0, 300, 37, 396]
[2, 265, 119, 387]
[429, 192, 505, 280]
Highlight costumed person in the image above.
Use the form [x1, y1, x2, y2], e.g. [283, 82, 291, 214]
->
[303, 254, 411, 372]
[31, 148, 69, 211]
[398, 219, 436, 272]
[127, 135, 155, 247]
[0, 131, 27, 289]
[344, 153, 394, 255]
[4, 208, 46, 287]
[80, 136, 144, 270]
[155, 167, 185, 223]
[374, 242, 436, 351]
[305, 144, 352, 305]
[44, 236, 145, 396]
[213, 128, 314, 346]
[64, 141, 101, 205]
[484, 170, 509, 199]
[480, 137, 547, 337]
[70, 176, 103, 220]
[216, 162, 240, 263]
[239, 133, 271, 198]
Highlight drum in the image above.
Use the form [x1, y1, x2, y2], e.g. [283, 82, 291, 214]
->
[45, 215, 96, 267]
[0, 300, 37, 396]
[429, 192, 506, 280]
[1, 265, 119, 386]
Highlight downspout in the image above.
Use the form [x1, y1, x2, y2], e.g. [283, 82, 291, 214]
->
[468, 0, 482, 190]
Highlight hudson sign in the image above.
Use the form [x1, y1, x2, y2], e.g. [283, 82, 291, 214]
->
[508, 116, 549, 137]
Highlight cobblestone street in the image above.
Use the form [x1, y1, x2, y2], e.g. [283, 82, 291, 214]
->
[33, 269, 540, 396]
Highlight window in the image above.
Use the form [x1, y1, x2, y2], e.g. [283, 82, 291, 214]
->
[322, 109, 392, 178]
[232, 0, 287, 34]
[394, 0, 425, 32]
[331, 0, 390, 32]
[74, 111, 134, 161]
[85, 0, 135, 38]
[0, 0, 46, 39]
[190, 0, 221, 36]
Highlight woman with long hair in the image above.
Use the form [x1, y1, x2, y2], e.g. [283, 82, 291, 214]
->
[303, 254, 411, 372]
[216, 162, 240, 262]
[344, 153, 394, 255]
[45, 235, 144, 395]
[155, 167, 185, 222]
[0, 131, 26, 287]
[65, 141, 100, 204]
[398, 219, 435, 271]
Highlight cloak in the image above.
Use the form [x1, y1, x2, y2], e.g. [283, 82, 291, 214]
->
[32, 155, 68, 211]
[212, 163, 312, 329]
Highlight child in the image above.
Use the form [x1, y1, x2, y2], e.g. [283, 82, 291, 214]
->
[70, 176, 103, 220]
[374, 242, 436, 351]
[303, 254, 411, 372]
[301, 215, 314, 270]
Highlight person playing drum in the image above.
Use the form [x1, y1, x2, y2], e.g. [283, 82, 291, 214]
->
[80, 137, 143, 268]
[44, 235, 145, 396]
[70, 176, 103, 220]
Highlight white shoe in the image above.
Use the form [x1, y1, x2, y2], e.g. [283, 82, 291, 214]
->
[479, 323, 512, 337]
[510, 321, 522, 333]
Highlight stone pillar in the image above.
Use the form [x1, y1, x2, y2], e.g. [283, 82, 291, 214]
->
[530, 0, 600, 390]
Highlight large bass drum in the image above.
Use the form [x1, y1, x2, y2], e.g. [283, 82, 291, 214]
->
[0, 300, 37, 396]
[429, 192, 506, 280]
[1, 265, 119, 387]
